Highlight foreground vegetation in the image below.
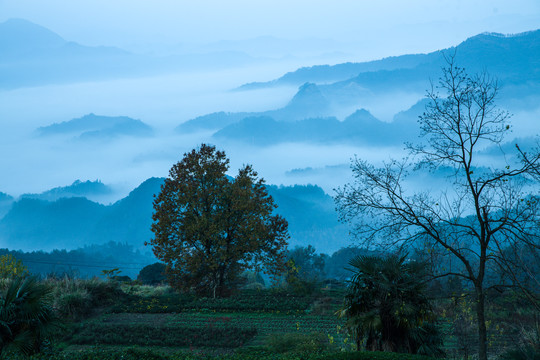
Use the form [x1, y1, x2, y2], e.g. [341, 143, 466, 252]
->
[1, 271, 538, 360]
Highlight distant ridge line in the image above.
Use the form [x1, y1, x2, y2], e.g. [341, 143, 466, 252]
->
[479, 30, 538, 38]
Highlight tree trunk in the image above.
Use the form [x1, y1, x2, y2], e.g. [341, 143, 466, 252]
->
[475, 286, 488, 360]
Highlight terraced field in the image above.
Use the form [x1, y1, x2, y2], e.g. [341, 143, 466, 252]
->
[61, 288, 352, 355]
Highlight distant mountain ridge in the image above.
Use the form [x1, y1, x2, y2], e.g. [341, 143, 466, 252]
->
[0, 19, 141, 89]
[0, 178, 348, 253]
[0, 18, 66, 57]
[177, 82, 333, 134]
[21, 180, 113, 202]
[0, 192, 14, 219]
[37, 113, 153, 140]
[0, 18, 259, 89]
[212, 108, 419, 146]
[239, 29, 540, 90]
[177, 29, 540, 147]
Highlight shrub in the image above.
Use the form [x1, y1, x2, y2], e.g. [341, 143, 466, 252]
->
[138, 263, 167, 285]
[0, 254, 28, 279]
[46, 276, 124, 320]
[54, 288, 92, 319]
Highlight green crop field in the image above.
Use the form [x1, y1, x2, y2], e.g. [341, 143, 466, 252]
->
[2, 278, 537, 360]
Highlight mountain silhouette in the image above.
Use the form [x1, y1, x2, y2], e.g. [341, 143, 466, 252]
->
[37, 113, 153, 140]
[0, 178, 347, 253]
[21, 180, 113, 202]
[239, 30, 540, 91]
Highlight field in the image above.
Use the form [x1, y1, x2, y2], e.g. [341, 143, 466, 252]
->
[56, 286, 352, 357]
[2, 278, 538, 360]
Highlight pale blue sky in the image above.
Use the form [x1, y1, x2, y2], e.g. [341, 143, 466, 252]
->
[1, 0, 539, 59]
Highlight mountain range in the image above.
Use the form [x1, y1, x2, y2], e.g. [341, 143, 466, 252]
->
[239, 30, 540, 92]
[21, 180, 113, 202]
[175, 30, 540, 147]
[0, 178, 349, 254]
[0, 18, 259, 89]
[178, 83, 425, 146]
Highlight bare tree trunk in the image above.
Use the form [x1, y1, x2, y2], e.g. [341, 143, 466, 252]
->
[475, 285, 488, 360]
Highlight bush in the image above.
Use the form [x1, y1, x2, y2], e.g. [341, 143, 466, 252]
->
[83, 278, 123, 305]
[0, 254, 28, 279]
[138, 263, 167, 285]
[55, 288, 92, 319]
[46, 276, 125, 320]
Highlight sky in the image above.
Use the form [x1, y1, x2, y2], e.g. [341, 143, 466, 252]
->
[1, 0, 540, 59]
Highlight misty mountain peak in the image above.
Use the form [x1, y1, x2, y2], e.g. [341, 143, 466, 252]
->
[0, 18, 66, 55]
[344, 109, 379, 125]
[291, 82, 324, 102]
[21, 180, 113, 203]
[285, 82, 329, 116]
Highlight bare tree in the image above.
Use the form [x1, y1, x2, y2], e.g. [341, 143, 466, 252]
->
[335, 55, 540, 360]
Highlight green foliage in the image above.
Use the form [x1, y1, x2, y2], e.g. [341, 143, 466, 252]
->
[55, 288, 92, 319]
[0, 276, 60, 356]
[340, 254, 444, 357]
[138, 262, 167, 285]
[324, 247, 377, 281]
[2, 348, 439, 360]
[149, 144, 289, 297]
[101, 267, 121, 279]
[112, 290, 313, 313]
[284, 260, 318, 296]
[47, 276, 123, 320]
[112, 289, 314, 314]
[0, 255, 28, 279]
[285, 245, 326, 295]
[287, 246, 325, 282]
[67, 323, 257, 348]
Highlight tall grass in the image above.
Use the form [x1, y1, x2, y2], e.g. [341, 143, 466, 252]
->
[44, 276, 123, 319]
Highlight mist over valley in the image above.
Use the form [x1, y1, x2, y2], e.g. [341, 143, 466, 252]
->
[0, 15, 539, 258]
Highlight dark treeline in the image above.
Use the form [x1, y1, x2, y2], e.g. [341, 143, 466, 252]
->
[0, 241, 156, 278]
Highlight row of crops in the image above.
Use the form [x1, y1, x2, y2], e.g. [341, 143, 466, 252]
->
[57, 289, 353, 356]
[110, 289, 344, 314]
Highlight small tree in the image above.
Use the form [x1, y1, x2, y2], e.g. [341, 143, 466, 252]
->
[137, 263, 166, 285]
[287, 245, 326, 282]
[339, 254, 444, 357]
[148, 144, 289, 297]
[0, 255, 28, 279]
[335, 55, 540, 360]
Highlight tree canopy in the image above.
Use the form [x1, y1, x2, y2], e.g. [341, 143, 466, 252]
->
[148, 144, 289, 297]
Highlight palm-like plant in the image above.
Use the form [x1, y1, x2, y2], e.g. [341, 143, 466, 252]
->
[339, 254, 444, 356]
[0, 276, 60, 356]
